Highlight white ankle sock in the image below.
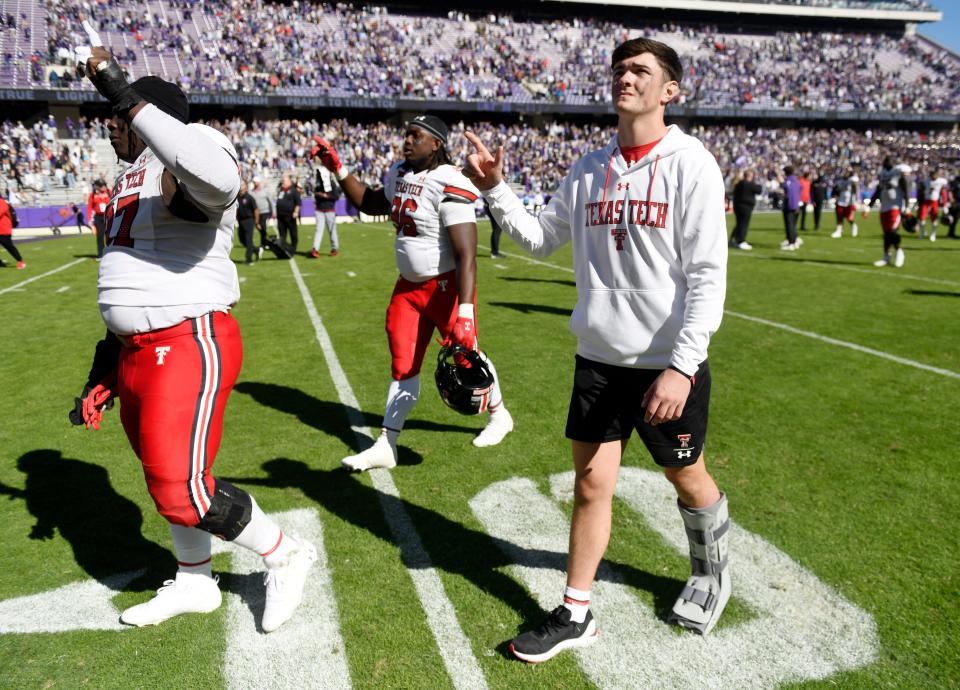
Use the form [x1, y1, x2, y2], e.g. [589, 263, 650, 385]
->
[231, 496, 296, 568]
[170, 524, 213, 577]
[562, 585, 591, 623]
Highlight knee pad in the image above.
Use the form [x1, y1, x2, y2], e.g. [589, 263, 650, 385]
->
[669, 492, 731, 635]
[194, 479, 253, 541]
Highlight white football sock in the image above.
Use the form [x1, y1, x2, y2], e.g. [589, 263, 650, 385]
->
[478, 351, 503, 411]
[383, 375, 420, 436]
[232, 496, 296, 568]
[563, 585, 591, 623]
[169, 524, 212, 577]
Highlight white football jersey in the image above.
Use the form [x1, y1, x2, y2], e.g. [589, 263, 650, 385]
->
[835, 175, 859, 207]
[877, 165, 908, 212]
[926, 176, 948, 202]
[383, 162, 479, 282]
[98, 127, 240, 334]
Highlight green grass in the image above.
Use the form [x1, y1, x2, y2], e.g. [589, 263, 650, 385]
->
[0, 213, 957, 689]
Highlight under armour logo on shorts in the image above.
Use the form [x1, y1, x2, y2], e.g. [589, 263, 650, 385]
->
[155, 346, 171, 365]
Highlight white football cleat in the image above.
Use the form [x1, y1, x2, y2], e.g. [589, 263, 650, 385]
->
[795, 236, 804, 247]
[780, 243, 797, 251]
[473, 407, 514, 447]
[341, 435, 397, 471]
[120, 571, 221, 627]
[930, 232, 937, 242]
[894, 248, 905, 268]
[851, 225, 858, 237]
[262, 537, 317, 633]
[830, 227, 842, 238]
[736, 241, 753, 251]
[873, 255, 889, 267]
[779, 239, 791, 248]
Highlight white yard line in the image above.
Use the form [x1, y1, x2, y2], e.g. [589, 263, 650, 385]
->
[729, 251, 960, 288]
[0, 258, 87, 296]
[288, 259, 488, 690]
[483, 245, 959, 380]
[218, 509, 352, 690]
[724, 310, 960, 379]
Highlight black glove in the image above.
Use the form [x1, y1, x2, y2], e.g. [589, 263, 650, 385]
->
[88, 59, 141, 116]
[69, 331, 121, 426]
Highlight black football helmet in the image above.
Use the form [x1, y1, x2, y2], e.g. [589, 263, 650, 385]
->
[435, 344, 495, 416]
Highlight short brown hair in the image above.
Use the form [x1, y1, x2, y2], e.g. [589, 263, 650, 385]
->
[611, 38, 683, 85]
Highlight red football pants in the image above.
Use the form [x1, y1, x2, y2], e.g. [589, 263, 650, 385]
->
[386, 270, 475, 380]
[117, 311, 241, 526]
[880, 209, 901, 233]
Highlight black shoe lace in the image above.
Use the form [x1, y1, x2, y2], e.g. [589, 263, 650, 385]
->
[537, 606, 572, 637]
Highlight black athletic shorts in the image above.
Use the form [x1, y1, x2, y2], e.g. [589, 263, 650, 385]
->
[565, 355, 711, 468]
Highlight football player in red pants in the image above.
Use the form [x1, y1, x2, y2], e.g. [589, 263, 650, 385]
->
[311, 116, 513, 471]
[72, 45, 315, 631]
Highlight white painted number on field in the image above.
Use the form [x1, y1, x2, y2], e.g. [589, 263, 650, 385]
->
[0, 509, 351, 690]
[0, 569, 144, 633]
[469, 468, 877, 689]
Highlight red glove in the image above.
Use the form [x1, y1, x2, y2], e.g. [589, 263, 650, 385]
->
[81, 383, 114, 430]
[450, 316, 477, 351]
[310, 135, 342, 173]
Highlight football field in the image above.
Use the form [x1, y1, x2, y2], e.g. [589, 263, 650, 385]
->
[0, 214, 957, 689]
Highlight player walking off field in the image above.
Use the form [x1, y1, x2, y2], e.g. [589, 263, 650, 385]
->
[918, 168, 948, 242]
[72, 44, 315, 631]
[830, 168, 860, 239]
[869, 156, 910, 267]
[465, 37, 731, 663]
[311, 115, 513, 472]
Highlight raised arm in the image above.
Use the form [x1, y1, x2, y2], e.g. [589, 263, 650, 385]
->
[310, 136, 390, 216]
[463, 131, 571, 257]
[132, 105, 240, 209]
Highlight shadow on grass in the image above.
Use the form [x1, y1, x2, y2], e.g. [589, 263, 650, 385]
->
[904, 289, 960, 298]
[761, 255, 873, 268]
[488, 301, 572, 317]
[234, 381, 481, 466]
[498, 276, 577, 288]
[0, 449, 175, 592]
[225, 458, 686, 637]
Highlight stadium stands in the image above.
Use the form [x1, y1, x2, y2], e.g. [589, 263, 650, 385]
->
[3, 1, 953, 113]
[3, 113, 956, 213]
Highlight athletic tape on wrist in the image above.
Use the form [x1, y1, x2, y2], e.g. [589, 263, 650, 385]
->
[336, 167, 349, 181]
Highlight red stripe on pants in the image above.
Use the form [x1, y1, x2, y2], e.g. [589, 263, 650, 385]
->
[118, 311, 242, 526]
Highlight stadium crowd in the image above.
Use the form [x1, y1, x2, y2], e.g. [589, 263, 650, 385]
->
[23, 1, 958, 112]
[0, 116, 107, 203]
[3, 114, 957, 211]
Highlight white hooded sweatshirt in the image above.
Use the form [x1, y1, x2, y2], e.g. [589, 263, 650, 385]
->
[482, 125, 727, 375]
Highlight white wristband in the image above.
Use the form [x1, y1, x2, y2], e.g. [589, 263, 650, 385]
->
[336, 166, 349, 181]
[458, 303, 475, 319]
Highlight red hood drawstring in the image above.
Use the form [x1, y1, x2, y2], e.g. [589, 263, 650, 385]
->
[646, 154, 660, 212]
[600, 147, 617, 210]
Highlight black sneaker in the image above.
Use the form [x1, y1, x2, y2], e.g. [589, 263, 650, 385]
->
[509, 605, 597, 663]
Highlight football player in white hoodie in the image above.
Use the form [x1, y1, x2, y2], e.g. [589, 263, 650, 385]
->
[465, 37, 731, 662]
